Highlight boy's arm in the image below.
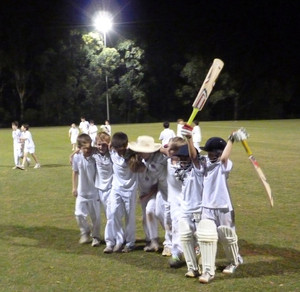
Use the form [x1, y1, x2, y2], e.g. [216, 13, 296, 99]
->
[220, 128, 249, 164]
[181, 124, 200, 168]
[69, 149, 80, 165]
[72, 171, 79, 197]
[220, 139, 233, 165]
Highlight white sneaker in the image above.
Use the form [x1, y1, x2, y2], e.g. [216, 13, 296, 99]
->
[144, 239, 159, 252]
[199, 271, 214, 284]
[91, 237, 101, 247]
[113, 243, 123, 253]
[34, 163, 41, 169]
[17, 165, 25, 170]
[223, 255, 243, 274]
[79, 234, 92, 244]
[162, 246, 172, 257]
[185, 269, 200, 278]
[223, 264, 238, 274]
[103, 246, 113, 254]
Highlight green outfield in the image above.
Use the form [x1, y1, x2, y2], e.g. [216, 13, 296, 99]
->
[0, 120, 299, 291]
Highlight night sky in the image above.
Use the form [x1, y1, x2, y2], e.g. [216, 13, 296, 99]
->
[1, 0, 299, 119]
[2, 0, 298, 72]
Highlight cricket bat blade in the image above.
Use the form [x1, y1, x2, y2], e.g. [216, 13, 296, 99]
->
[242, 140, 274, 207]
[187, 58, 224, 125]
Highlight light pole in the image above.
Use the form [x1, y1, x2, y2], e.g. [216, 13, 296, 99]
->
[94, 11, 113, 121]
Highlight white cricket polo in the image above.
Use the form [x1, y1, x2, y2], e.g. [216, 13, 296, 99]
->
[22, 131, 35, 153]
[73, 153, 98, 198]
[93, 152, 113, 191]
[110, 150, 137, 191]
[201, 157, 233, 211]
[181, 164, 204, 214]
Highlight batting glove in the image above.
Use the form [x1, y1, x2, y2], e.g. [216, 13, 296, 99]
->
[181, 124, 193, 138]
[229, 127, 249, 142]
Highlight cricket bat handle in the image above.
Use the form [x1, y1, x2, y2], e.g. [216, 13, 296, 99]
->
[241, 140, 253, 156]
[187, 108, 199, 126]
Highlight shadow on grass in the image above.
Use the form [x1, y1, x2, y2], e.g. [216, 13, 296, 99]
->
[1, 224, 300, 278]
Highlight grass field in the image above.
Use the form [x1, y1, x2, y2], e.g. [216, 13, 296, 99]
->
[0, 120, 300, 292]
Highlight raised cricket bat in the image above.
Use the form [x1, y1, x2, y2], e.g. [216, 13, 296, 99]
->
[241, 139, 274, 207]
[187, 58, 224, 125]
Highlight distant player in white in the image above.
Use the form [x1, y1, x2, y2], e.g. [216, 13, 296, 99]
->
[11, 121, 22, 168]
[176, 119, 184, 138]
[159, 121, 175, 147]
[103, 132, 138, 253]
[100, 120, 111, 136]
[79, 117, 89, 134]
[19, 124, 40, 169]
[72, 134, 100, 247]
[192, 120, 202, 152]
[88, 120, 98, 146]
[69, 123, 79, 151]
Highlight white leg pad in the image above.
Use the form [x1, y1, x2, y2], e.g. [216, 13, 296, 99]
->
[179, 219, 198, 271]
[196, 219, 218, 275]
[217, 225, 239, 265]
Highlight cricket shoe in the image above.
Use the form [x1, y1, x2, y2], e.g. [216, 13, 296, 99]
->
[199, 271, 214, 284]
[34, 163, 41, 169]
[122, 245, 135, 253]
[79, 234, 92, 244]
[113, 243, 123, 253]
[169, 255, 185, 268]
[91, 237, 101, 247]
[185, 269, 200, 278]
[223, 255, 243, 274]
[17, 165, 25, 170]
[144, 239, 159, 252]
[162, 246, 172, 257]
[103, 246, 113, 254]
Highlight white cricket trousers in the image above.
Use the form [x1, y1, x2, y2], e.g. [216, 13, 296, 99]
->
[75, 195, 101, 239]
[105, 188, 137, 248]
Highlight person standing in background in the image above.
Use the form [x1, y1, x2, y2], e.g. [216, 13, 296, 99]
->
[69, 123, 79, 151]
[79, 117, 89, 134]
[88, 120, 98, 146]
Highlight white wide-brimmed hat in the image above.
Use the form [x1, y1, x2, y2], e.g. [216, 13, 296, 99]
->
[128, 136, 161, 153]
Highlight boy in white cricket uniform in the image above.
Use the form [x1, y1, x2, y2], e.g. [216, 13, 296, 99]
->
[128, 136, 169, 252]
[161, 137, 187, 266]
[79, 117, 89, 134]
[174, 141, 205, 278]
[92, 132, 113, 247]
[103, 132, 138, 253]
[69, 123, 79, 151]
[72, 134, 100, 246]
[159, 121, 175, 147]
[88, 120, 98, 146]
[18, 124, 40, 169]
[192, 129, 246, 284]
[11, 121, 22, 168]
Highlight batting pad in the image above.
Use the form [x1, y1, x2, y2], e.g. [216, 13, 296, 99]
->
[179, 219, 198, 271]
[217, 225, 239, 265]
[197, 219, 218, 275]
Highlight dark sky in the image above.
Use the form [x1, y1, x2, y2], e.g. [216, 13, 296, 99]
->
[1, 0, 299, 82]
